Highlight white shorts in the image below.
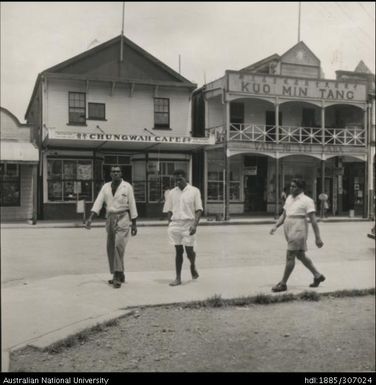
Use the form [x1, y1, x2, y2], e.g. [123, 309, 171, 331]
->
[168, 220, 196, 247]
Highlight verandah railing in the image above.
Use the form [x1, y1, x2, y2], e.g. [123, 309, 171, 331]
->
[209, 123, 366, 146]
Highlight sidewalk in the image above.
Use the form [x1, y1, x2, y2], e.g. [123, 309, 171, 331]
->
[2, 258, 375, 371]
[0, 215, 370, 229]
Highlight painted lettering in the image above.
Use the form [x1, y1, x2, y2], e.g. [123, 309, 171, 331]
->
[241, 81, 250, 92]
[282, 86, 292, 96]
[346, 91, 354, 99]
[263, 84, 271, 94]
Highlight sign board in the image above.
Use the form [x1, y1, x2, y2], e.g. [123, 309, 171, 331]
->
[76, 200, 85, 213]
[73, 181, 82, 194]
[244, 166, 257, 176]
[228, 72, 367, 102]
[48, 129, 215, 145]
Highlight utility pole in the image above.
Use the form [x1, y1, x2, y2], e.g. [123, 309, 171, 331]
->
[298, 2, 301, 42]
[120, 2, 125, 62]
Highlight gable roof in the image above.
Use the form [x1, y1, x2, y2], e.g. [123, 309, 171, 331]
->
[280, 41, 320, 65]
[240, 53, 280, 72]
[354, 60, 372, 74]
[43, 35, 195, 85]
[26, 35, 196, 119]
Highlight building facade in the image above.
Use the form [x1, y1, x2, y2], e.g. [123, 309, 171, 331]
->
[0, 107, 39, 221]
[194, 42, 373, 218]
[25, 35, 212, 219]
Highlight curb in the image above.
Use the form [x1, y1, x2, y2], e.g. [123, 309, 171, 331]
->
[1, 218, 371, 229]
[3, 309, 133, 372]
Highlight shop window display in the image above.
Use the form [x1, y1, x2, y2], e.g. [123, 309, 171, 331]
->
[47, 159, 93, 201]
[0, 163, 20, 206]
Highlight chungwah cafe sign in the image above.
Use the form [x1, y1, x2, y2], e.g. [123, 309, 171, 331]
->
[45, 128, 214, 149]
[227, 71, 367, 102]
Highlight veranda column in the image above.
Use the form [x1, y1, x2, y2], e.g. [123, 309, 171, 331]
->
[321, 103, 326, 196]
[224, 100, 230, 221]
[364, 106, 369, 218]
[275, 99, 279, 143]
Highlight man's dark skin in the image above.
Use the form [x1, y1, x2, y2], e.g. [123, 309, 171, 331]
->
[168, 172, 202, 286]
[85, 167, 137, 236]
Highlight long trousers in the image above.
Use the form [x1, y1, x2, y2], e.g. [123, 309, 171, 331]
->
[106, 212, 130, 274]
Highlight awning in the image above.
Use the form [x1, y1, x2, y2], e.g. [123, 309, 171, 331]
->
[0, 141, 39, 163]
[43, 128, 215, 152]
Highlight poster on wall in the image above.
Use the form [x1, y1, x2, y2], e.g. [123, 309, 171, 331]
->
[77, 163, 92, 180]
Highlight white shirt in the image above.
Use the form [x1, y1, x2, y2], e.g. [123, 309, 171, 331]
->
[91, 180, 138, 219]
[164, 183, 203, 220]
[284, 192, 315, 217]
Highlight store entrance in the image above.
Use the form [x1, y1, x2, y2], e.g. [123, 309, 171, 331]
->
[244, 156, 267, 212]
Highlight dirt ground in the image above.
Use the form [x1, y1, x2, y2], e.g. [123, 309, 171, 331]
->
[10, 295, 375, 372]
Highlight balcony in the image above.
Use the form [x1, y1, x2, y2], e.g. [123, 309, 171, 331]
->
[210, 123, 366, 146]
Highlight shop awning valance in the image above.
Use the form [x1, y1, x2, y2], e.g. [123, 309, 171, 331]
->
[0, 141, 39, 163]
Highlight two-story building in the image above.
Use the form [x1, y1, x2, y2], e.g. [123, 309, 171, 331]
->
[194, 41, 372, 219]
[25, 35, 212, 219]
[0, 107, 39, 221]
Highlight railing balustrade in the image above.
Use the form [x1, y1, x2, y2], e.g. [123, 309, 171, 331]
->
[210, 123, 366, 146]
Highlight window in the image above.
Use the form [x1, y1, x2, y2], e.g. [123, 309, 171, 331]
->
[148, 161, 188, 202]
[47, 159, 93, 202]
[0, 163, 20, 206]
[154, 98, 170, 129]
[207, 160, 240, 201]
[302, 108, 318, 127]
[68, 92, 86, 124]
[230, 103, 244, 125]
[88, 103, 105, 120]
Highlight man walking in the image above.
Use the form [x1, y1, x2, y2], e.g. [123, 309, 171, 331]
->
[270, 178, 325, 292]
[85, 165, 138, 289]
[164, 169, 203, 286]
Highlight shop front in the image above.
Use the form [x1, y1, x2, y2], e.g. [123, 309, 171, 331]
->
[41, 129, 212, 219]
[0, 107, 39, 222]
[199, 41, 369, 218]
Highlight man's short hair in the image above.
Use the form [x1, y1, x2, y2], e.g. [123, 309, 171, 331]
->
[291, 178, 305, 190]
[173, 169, 186, 177]
[111, 165, 121, 172]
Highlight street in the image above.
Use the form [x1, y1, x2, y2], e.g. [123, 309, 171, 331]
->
[1, 221, 374, 285]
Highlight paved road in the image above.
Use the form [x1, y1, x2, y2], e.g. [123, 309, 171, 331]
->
[1, 221, 375, 372]
[1, 221, 374, 285]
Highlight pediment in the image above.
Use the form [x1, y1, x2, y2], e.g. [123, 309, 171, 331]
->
[281, 41, 320, 66]
[43, 35, 195, 86]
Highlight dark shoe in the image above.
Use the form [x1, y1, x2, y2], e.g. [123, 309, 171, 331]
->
[310, 274, 326, 288]
[272, 282, 287, 292]
[113, 280, 121, 289]
[169, 279, 181, 287]
[190, 265, 199, 279]
[108, 272, 125, 284]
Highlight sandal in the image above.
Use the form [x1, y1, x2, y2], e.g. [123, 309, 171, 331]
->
[309, 274, 325, 288]
[272, 282, 287, 292]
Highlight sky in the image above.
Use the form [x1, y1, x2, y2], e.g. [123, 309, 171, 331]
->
[1, 1, 375, 122]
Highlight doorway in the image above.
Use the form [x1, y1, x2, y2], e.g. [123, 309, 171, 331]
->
[244, 156, 267, 212]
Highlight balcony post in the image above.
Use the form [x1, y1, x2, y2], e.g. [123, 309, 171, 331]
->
[364, 106, 369, 218]
[224, 100, 231, 221]
[275, 156, 280, 218]
[275, 98, 279, 143]
[321, 103, 325, 145]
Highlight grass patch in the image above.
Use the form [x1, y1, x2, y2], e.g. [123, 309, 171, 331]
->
[182, 287, 374, 309]
[21, 288, 373, 354]
[45, 318, 119, 354]
[323, 288, 375, 298]
[297, 291, 321, 301]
